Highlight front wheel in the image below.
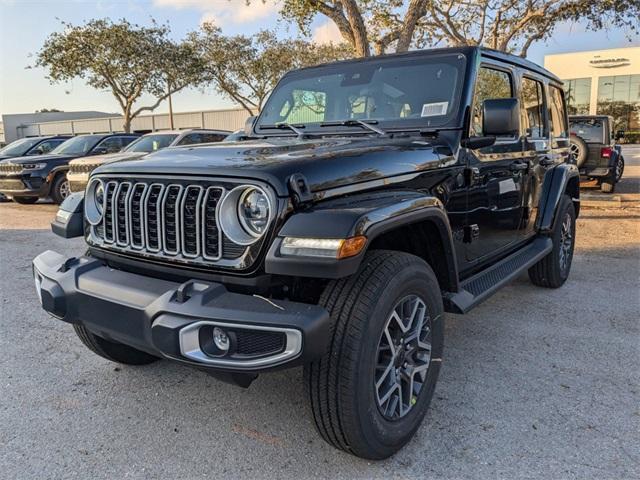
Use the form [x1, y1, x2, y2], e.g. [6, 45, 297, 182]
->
[304, 250, 444, 459]
[528, 195, 576, 288]
[50, 174, 71, 205]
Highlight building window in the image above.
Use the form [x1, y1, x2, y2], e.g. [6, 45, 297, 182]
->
[596, 74, 640, 132]
[563, 78, 591, 115]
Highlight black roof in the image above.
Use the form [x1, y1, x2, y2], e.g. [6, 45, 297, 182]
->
[295, 46, 561, 84]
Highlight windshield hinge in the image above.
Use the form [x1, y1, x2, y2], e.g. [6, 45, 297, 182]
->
[287, 173, 313, 208]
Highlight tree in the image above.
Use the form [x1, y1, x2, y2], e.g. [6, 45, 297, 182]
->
[190, 25, 352, 115]
[268, 0, 640, 57]
[35, 19, 207, 132]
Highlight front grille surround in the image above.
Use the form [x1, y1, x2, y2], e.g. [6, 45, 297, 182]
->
[87, 175, 277, 270]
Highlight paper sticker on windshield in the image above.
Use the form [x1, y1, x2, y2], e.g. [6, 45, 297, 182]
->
[421, 102, 448, 117]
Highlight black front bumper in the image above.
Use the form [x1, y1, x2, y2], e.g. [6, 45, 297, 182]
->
[0, 172, 49, 197]
[33, 250, 330, 375]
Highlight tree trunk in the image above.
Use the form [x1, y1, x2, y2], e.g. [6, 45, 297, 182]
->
[122, 103, 132, 133]
[341, 0, 370, 57]
[396, 0, 428, 52]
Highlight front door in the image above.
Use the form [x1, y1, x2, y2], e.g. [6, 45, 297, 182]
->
[464, 65, 530, 264]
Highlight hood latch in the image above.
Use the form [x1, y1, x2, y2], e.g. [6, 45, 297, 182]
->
[287, 173, 313, 209]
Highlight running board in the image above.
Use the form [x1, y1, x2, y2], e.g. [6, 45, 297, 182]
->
[444, 237, 553, 314]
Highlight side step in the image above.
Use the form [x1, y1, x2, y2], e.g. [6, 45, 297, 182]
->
[444, 237, 553, 314]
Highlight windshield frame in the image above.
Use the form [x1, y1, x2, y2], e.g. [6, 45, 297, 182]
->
[254, 51, 468, 137]
[0, 138, 42, 156]
[50, 134, 105, 156]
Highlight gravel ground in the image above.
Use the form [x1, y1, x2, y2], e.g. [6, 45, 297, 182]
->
[1, 148, 639, 479]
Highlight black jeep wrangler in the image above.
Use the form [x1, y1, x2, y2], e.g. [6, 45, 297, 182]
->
[34, 47, 579, 460]
[569, 115, 625, 193]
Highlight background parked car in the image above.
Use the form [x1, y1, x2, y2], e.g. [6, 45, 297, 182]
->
[569, 115, 625, 193]
[0, 135, 71, 161]
[67, 129, 230, 192]
[0, 133, 138, 204]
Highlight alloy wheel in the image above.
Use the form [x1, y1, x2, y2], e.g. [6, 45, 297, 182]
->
[559, 212, 573, 273]
[59, 179, 70, 199]
[374, 295, 432, 420]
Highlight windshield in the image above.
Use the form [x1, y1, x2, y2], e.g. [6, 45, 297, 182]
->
[570, 118, 604, 143]
[51, 135, 104, 155]
[0, 138, 41, 156]
[124, 134, 178, 153]
[257, 52, 466, 134]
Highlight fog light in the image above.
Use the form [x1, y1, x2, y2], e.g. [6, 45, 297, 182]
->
[213, 327, 230, 352]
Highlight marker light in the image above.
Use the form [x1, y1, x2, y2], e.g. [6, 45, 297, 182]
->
[280, 236, 366, 259]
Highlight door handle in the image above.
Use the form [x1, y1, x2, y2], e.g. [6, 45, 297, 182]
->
[509, 161, 529, 171]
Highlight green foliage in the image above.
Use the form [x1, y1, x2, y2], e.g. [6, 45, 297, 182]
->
[35, 19, 207, 131]
[190, 25, 352, 114]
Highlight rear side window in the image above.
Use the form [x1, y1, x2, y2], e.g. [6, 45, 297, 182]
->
[121, 136, 138, 148]
[520, 77, 545, 138]
[177, 133, 227, 145]
[549, 86, 568, 138]
[472, 67, 513, 136]
[569, 118, 604, 143]
[95, 137, 123, 154]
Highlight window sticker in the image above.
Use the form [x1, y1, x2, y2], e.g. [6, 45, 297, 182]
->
[421, 102, 449, 117]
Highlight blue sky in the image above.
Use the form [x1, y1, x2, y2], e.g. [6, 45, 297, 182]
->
[1, 0, 638, 116]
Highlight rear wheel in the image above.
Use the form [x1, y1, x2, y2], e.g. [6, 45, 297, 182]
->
[12, 196, 38, 204]
[614, 156, 625, 183]
[528, 195, 575, 288]
[304, 250, 444, 459]
[73, 324, 159, 365]
[50, 174, 71, 204]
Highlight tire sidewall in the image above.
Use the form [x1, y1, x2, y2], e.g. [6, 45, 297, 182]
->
[351, 260, 443, 456]
[551, 196, 576, 282]
[51, 174, 69, 204]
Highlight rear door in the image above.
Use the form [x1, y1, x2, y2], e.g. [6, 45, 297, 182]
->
[464, 63, 529, 264]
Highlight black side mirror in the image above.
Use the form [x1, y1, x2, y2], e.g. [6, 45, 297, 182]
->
[244, 115, 257, 136]
[615, 130, 625, 140]
[92, 147, 108, 155]
[482, 98, 520, 137]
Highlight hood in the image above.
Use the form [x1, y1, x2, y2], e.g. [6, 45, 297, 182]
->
[0, 154, 16, 160]
[70, 151, 147, 167]
[9, 153, 74, 164]
[98, 136, 449, 196]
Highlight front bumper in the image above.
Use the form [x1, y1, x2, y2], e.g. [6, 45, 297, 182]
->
[0, 172, 49, 197]
[66, 171, 89, 193]
[33, 250, 330, 374]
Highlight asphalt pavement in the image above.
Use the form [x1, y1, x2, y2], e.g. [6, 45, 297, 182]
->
[0, 147, 638, 479]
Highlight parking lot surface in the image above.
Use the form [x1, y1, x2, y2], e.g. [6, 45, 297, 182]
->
[1, 147, 639, 479]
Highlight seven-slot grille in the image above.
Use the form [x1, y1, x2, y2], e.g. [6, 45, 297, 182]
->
[92, 179, 225, 262]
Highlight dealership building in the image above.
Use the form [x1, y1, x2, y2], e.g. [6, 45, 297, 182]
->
[544, 46, 640, 132]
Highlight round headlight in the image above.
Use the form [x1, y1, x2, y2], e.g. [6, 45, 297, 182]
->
[218, 185, 272, 245]
[238, 188, 270, 237]
[85, 178, 104, 226]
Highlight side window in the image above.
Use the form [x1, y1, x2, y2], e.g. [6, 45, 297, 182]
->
[177, 133, 201, 146]
[472, 67, 513, 136]
[199, 133, 226, 143]
[520, 77, 546, 138]
[549, 86, 568, 138]
[28, 140, 60, 155]
[95, 137, 123, 154]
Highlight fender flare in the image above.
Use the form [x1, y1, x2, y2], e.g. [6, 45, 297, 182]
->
[536, 163, 580, 233]
[265, 190, 459, 289]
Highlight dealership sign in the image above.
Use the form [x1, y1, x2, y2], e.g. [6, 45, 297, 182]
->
[589, 57, 631, 69]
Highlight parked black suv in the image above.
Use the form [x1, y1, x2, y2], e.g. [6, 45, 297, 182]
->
[0, 133, 138, 204]
[569, 115, 625, 193]
[35, 47, 578, 459]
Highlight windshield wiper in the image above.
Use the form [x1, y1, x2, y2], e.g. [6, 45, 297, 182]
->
[258, 122, 307, 137]
[320, 119, 386, 136]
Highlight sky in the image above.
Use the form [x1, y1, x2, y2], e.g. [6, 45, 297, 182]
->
[0, 0, 638, 116]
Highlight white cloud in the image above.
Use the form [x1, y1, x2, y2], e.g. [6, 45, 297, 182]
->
[312, 21, 342, 45]
[153, 0, 279, 26]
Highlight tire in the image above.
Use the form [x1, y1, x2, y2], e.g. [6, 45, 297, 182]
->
[601, 180, 615, 193]
[528, 195, 576, 288]
[304, 250, 444, 459]
[73, 324, 159, 365]
[614, 156, 625, 183]
[569, 136, 588, 167]
[12, 196, 38, 204]
[50, 173, 71, 205]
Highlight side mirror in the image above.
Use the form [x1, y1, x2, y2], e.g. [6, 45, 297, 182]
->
[91, 147, 108, 155]
[615, 130, 624, 140]
[482, 98, 520, 137]
[244, 115, 257, 136]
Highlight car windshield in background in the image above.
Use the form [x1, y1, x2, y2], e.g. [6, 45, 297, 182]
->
[0, 138, 41, 156]
[51, 135, 104, 155]
[257, 53, 466, 134]
[570, 119, 604, 143]
[124, 134, 178, 153]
